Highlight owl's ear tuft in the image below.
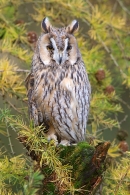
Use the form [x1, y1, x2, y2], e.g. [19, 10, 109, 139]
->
[41, 17, 51, 33]
[66, 20, 79, 34]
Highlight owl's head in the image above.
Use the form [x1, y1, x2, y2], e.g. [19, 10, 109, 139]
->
[38, 17, 80, 66]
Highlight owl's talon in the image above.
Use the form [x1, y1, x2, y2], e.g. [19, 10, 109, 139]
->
[59, 140, 71, 146]
[47, 134, 58, 145]
[71, 143, 77, 146]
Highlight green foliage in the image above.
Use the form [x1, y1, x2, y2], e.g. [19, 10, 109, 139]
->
[0, 0, 130, 194]
[0, 40, 32, 64]
[23, 171, 44, 195]
[0, 149, 44, 195]
[0, 58, 26, 97]
[103, 152, 130, 195]
[0, 110, 75, 194]
[0, 154, 27, 191]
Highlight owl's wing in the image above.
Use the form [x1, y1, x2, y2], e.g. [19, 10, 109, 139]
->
[25, 73, 42, 126]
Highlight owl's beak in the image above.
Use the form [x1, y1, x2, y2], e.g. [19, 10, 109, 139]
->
[59, 52, 63, 64]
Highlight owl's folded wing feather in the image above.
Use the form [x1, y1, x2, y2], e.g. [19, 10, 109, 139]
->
[25, 73, 40, 126]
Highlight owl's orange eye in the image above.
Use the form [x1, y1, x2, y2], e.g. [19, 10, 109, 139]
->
[46, 45, 53, 50]
[67, 45, 72, 50]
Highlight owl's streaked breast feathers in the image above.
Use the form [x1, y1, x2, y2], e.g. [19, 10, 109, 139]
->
[26, 17, 91, 145]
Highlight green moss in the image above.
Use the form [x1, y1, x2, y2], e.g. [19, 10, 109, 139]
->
[59, 142, 95, 190]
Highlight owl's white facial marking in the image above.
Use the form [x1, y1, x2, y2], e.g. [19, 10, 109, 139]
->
[50, 38, 59, 65]
[50, 37, 78, 66]
[50, 38, 69, 65]
[62, 38, 69, 64]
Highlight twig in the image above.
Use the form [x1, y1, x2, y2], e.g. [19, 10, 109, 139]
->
[115, 114, 128, 129]
[0, 69, 30, 73]
[5, 119, 15, 155]
[118, 98, 130, 109]
[6, 100, 22, 114]
[97, 114, 128, 133]
[118, 114, 128, 125]
[117, 0, 130, 15]
[96, 127, 108, 133]
[7, 120, 17, 133]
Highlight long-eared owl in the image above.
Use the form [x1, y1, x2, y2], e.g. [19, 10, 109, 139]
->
[25, 17, 91, 145]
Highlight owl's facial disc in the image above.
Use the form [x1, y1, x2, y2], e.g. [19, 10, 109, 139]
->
[39, 18, 79, 66]
[39, 31, 78, 66]
[50, 37, 69, 65]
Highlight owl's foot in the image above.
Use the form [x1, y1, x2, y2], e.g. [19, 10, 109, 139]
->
[59, 140, 71, 146]
[46, 125, 58, 145]
[47, 134, 58, 145]
[71, 143, 77, 146]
